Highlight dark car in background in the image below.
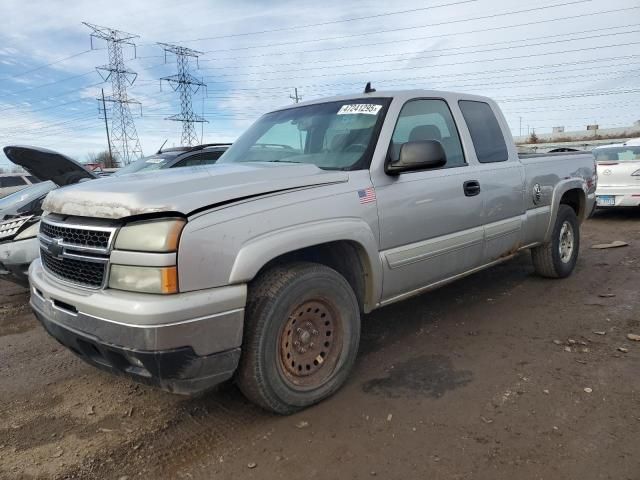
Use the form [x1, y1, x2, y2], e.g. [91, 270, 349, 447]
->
[114, 143, 231, 176]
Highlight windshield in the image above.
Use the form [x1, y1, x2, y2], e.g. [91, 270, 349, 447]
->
[114, 152, 181, 176]
[594, 146, 640, 162]
[218, 98, 391, 170]
[0, 180, 56, 220]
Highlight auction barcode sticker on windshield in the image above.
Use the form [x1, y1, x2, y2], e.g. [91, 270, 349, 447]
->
[337, 104, 382, 115]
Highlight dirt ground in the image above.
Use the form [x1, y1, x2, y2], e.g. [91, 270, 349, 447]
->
[1, 209, 639, 480]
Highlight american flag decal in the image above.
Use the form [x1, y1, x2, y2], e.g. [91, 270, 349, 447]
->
[358, 187, 376, 204]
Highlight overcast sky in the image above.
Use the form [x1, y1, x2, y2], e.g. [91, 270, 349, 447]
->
[0, 0, 639, 167]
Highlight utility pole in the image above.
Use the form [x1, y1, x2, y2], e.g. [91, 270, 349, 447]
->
[84, 22, 143, 166]
[519, 116, 522, 137]
[290, 88, 302, 104]
[289, 88, 304, 150]
[100, 88, 114, 167]
[158, 43, 207, 146]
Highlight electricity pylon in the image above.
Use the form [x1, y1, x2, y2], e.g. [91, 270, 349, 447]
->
[158, 43, 207, 146]
[84, 22, 143, 165]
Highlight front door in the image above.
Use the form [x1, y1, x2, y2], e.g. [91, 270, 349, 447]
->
[374, 98, 485, 302]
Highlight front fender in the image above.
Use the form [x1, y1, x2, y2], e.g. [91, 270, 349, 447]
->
[544, 179, 586, 242]
[228, 218, 382, 311]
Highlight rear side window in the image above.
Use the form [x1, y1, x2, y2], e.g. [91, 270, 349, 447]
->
[0, 176, 27, 187]
[458, 100, 508, 163]
[26, 176, 40, 184]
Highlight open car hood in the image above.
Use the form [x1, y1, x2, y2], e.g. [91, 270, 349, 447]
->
[3, 145, 98, 186]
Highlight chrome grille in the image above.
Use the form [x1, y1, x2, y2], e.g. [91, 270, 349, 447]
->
[40, 221, 111, 249]
[39, 218, 117, 289]
[41, 247, 107, 288]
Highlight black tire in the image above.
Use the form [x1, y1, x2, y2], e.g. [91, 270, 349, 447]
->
[236, 262, 361, 414]
[531, 204, 580, 278]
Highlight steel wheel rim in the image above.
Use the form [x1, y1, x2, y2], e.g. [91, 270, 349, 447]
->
[278, 298, 343, 388]
[559, 221, 574, 263]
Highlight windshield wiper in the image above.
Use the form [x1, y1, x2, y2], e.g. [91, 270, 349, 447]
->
[267, 159, 303, 164]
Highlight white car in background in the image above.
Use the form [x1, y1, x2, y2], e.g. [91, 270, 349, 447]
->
[593, 141, 640, 208]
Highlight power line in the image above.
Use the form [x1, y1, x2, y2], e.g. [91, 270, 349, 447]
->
[203, 41, 640, 84]
[0, 81, 104, 112]
[0, 71, 96, 99]
[198, 24, 640, 72]
[200, 0, 592, 54]
[0, 98, 93, 117]
[150, 0, 480, 45]
[203, 34, 640, 80]
[0, 49, 93, 81]
[191, 6, 640, 63]
[169, 54, 640, 94]
[499, 88, 640, 103]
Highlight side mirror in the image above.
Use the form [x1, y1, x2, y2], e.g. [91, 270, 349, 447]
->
[386, 140, 447, 174]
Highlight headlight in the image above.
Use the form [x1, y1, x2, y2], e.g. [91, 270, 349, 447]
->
[15, 221, 40, 240]
[109, 265, 178, 294]
[114, 218, 185, 252]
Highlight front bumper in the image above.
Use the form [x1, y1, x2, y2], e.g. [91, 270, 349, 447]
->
[29, 259, 247, 394]
[0, 236, 39, 287]
[35, 310, 241, 394]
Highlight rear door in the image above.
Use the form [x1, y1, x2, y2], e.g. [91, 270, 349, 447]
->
[457, 100, 526, 262]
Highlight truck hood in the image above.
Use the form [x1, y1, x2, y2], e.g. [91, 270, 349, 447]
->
[3, 146, 98, 186]
[43, 162, 349, 219]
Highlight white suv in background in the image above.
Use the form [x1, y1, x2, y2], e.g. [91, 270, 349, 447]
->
[0, 173, 40, 198]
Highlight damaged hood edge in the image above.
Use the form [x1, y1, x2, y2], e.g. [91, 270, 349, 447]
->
[42, 163, 349, 219]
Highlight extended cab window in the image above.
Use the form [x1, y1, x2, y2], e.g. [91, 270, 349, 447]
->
[458, 100, 508, 163]
[390, 99, 465, 168]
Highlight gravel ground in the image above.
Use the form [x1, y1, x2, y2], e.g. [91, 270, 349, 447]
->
[1, 208, 639, 480]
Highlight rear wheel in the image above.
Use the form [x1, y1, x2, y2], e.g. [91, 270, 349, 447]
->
[531, 204, 580, 278]
[236, 262, 360, 414]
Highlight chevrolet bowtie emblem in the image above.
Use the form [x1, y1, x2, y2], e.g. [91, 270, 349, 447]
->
[47, 238, 64, 258]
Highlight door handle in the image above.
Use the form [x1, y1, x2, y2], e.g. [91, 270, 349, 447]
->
[463, 180, 481, 197]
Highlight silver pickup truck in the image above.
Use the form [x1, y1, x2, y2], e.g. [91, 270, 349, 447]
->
[27, 89, 596, 414]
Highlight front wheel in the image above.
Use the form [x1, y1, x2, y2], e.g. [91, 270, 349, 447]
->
[236, 262, 361, 414]
[531, 204, 580, 278]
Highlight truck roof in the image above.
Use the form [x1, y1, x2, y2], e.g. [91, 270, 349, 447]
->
[271, 89, 497, 112]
